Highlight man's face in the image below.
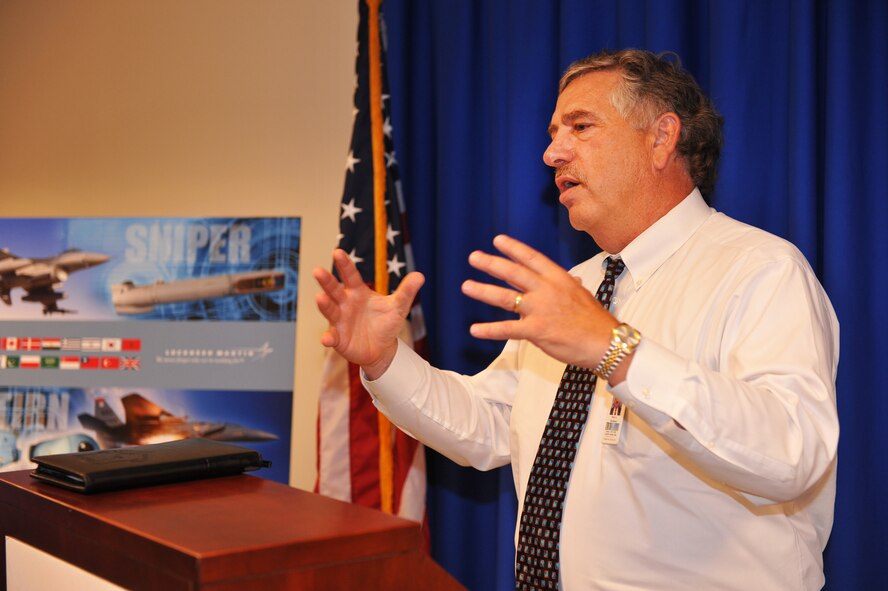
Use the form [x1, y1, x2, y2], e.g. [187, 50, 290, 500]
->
[544, 70, 652, 245]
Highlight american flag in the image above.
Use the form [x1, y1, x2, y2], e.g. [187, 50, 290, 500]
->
[62, 337, 82, 351]
[316, 0, 427, 524]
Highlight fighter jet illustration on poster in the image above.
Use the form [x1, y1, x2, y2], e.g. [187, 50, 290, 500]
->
[110, 270, 285, 315]
[77, 393, 278, 448]
[0, 248, 110, 315]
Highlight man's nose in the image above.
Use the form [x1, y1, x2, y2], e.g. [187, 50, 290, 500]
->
[543, 135, 572, 168]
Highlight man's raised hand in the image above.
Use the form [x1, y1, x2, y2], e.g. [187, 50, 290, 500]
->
[460, 234, 618, 369]
[313, 248, 425, 380]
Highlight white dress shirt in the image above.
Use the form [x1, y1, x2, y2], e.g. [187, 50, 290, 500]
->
[365, 189, 839, 590]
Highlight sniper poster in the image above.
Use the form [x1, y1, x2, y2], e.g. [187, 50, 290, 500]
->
[0, 217, 299, 484]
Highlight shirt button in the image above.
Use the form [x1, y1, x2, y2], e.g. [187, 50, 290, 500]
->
[706, 441, 716, 448]
[641, 388, 651, 399]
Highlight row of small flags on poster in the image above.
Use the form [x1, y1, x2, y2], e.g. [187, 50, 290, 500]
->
[0, 337, 141, 352]
[0, 355, 140, 370]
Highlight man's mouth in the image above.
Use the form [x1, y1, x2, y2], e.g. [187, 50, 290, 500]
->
[556, 176, 581, 193]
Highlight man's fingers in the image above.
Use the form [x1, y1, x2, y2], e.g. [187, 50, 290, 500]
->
[492, 234, 560, 275]
[314, 291, 340, 322]
[467, 235, 569, 293]
[393, 271, 426, 309]
[468, 319, 528, 340]
[462, 280, 522, 313]
[319, 326, 340, 348]
[468, 250, 538, 292]
[312, 267, 347, 302]
[332, 248, 367, 289]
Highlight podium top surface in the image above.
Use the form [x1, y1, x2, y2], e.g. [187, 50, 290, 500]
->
[0, 469, 431, 590]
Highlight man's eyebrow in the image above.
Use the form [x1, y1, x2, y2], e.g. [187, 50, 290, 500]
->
[548, 110, 601, 138]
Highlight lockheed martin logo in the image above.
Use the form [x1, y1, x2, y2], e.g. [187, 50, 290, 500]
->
[250, 342, 273, 359]
[157, 342, 274, 366]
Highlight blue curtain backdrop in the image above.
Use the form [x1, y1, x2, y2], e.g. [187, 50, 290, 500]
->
[381, 1, 887, 589]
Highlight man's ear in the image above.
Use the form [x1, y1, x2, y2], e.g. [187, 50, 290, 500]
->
[651, 112, 682, 170]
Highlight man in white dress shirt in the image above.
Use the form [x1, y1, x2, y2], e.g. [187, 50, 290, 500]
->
[314, 49, 839, 590]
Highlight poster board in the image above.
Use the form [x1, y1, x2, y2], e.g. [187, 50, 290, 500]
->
[0, 217, 299, 484]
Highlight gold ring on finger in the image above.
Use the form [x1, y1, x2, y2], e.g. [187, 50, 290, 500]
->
[512, 294, 523, 313]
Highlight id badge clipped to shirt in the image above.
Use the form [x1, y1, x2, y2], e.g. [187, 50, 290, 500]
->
[602, 396, 626, 445]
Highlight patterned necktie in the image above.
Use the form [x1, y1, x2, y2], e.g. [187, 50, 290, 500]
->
[515, 256, 626, 590]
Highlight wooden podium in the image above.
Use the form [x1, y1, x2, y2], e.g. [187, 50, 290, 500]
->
[0, 470, 465, 590]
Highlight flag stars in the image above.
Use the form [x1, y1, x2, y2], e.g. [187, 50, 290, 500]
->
[385, 150, 398, 168]
[383, 116, 393, 138]
[346, 150, 361, 173]
[386, 224, 400, 245]
[387, 254, 406, 277]
[341, 198, 363, 222]
[347, 249, 365, 266]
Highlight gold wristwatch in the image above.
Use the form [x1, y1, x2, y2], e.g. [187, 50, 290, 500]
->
[593, 323, 642, 380]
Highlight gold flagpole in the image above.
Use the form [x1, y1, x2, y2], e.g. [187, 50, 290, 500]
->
[366, 0, 394, 515]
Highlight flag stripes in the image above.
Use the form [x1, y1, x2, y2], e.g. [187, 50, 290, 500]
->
[316, 0, 427, 525]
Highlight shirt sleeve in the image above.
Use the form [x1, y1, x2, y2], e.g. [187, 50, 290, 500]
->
[362, 339, 519, 471]
[612, 255, 840, 504]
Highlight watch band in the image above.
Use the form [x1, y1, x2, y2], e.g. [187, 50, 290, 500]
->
[592, 340, 620, 377]
[593, 323, 641, 380]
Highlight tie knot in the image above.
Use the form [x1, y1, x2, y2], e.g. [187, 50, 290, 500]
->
[605, 256, 625, 279]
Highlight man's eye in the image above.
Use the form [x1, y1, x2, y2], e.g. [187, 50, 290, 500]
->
[574, 124, 589, 131]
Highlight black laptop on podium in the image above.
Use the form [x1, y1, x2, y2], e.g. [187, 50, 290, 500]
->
[30, 438, 271, 493]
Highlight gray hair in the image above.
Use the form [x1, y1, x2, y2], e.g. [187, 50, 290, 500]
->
[560, 49, 724, 200]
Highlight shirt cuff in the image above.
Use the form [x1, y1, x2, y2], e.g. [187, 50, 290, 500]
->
[610, 337, 688, 430]
[361, 339, 425, 408]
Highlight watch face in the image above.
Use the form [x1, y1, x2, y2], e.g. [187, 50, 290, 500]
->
[616, 323, 641, 347]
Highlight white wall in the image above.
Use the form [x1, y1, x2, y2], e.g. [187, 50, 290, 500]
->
[0, 0, 358, 490]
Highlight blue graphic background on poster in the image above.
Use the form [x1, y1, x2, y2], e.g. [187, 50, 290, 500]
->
[0, 386, 292, 484]
[0, 217, 299, 321]
[1, 216, 300, 485]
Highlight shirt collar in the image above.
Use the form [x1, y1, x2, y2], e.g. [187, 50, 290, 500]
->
[609, 188, 713, 290]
